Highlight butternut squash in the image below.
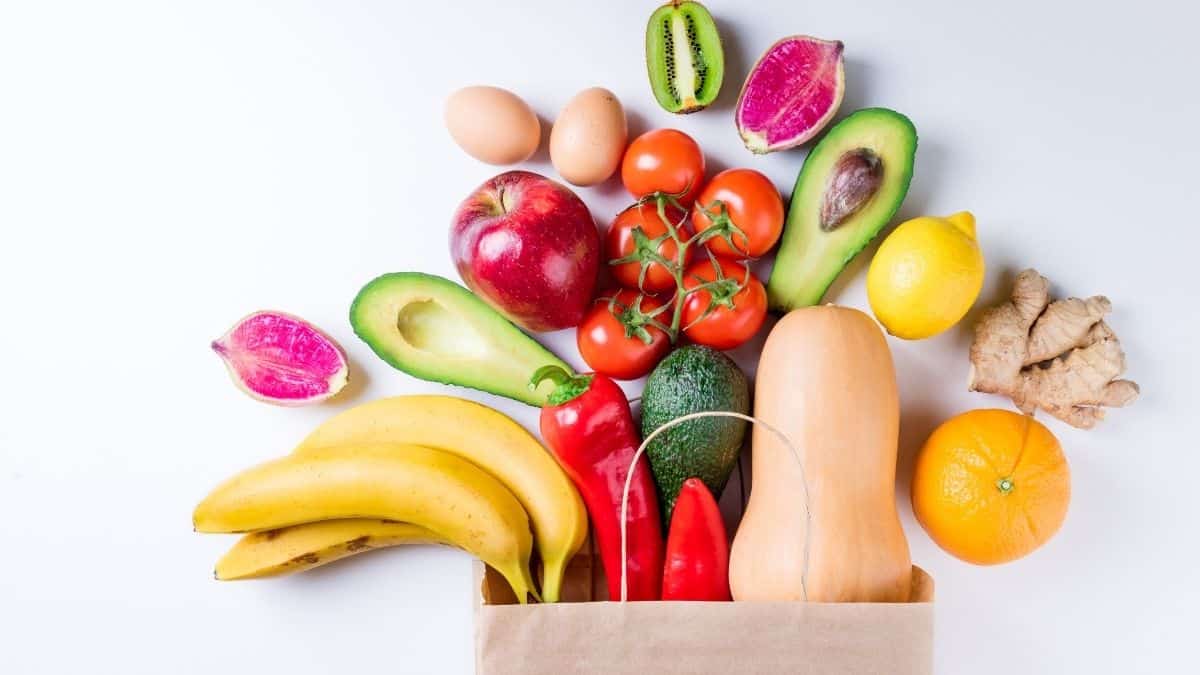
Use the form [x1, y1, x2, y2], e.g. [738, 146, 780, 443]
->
[730, 305, 911, 602]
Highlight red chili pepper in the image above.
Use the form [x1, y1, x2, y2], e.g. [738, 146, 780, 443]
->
[662, 477, 730, 601]
[532, 365, 664, 601]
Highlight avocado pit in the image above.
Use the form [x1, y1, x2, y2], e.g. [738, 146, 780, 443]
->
[820, 148, 883, 231]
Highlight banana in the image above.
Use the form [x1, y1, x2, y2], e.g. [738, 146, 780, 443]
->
[215, 519, 447, 580]
[294, 395, 587, 603]
[194, 443, 537, 602]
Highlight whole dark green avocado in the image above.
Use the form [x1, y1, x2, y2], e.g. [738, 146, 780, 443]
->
[641, 345, 749, 525]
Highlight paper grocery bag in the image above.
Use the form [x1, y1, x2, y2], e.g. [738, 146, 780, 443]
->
[475, 413, 933, 675]
[473, 550, 934, 675]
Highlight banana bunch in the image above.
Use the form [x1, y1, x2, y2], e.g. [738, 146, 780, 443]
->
[193, 395, 588, 603]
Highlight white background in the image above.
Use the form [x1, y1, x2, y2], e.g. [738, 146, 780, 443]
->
[1, 1, 1197, 673]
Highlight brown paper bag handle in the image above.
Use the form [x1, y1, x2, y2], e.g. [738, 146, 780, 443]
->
[619, 411, 812, 602]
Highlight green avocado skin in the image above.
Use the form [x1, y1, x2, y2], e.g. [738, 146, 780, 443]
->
[641, 345, 749, 526]
[767, 107, 918, 312]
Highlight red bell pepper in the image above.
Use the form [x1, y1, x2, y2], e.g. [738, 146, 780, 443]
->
[532, 365, 663, 601]
[662, 477, 731, 601]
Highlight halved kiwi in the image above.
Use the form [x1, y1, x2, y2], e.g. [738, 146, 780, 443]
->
[646, 1, 725, 114]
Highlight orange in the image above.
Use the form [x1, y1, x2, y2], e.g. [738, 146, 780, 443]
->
[911, 409, 1070, 565]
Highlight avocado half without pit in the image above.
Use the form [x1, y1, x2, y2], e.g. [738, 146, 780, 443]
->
[349, 272, 572, 406]
[766, 108, 918, 312]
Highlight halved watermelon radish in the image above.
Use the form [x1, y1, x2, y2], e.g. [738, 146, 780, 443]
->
[735, 36, 845, 154]
[212, 311, 348, 406]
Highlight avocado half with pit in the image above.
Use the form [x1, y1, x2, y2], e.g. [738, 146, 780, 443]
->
[766, 108, 917, 312]
[350, 272, 572, 406]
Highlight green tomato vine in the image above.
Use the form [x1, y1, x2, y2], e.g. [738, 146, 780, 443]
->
[606, 190, 753, 344]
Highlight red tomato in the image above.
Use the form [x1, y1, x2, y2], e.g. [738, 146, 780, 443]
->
[681, 258, 767, 350]
[621, 129, 706, 206]
[606, 202, 690, 293]
[577, 290, 672, 380]
[691, 168, 785, 258]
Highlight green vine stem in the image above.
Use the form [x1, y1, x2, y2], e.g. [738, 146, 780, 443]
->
[607, 191, 752, 343]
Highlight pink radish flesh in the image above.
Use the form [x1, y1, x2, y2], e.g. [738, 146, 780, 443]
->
[212, 311, 348, 405]
[736, 36, 845, 153]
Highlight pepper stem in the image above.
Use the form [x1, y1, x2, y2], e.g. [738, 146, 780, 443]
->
[529, 365, 593, 406]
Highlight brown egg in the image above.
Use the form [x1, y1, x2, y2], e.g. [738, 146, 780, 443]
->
[444, 86, 540, 165]
[550, 87, 627, 186]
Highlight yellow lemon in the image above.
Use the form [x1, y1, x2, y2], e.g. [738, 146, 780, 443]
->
[867, 212, 985, 339]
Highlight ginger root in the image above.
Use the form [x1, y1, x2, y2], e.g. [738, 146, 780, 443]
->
[968, 269, 1139, 429]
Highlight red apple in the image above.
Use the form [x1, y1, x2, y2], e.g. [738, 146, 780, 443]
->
[450, 171, 600, 332]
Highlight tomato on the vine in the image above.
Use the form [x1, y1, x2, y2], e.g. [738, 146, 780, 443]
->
[691, 168, 785, 259]
[621, 129, 706, 206]
[577, 289, 672, 380]
[606, 202, 690, 293]
[681, 258, 767, 350]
